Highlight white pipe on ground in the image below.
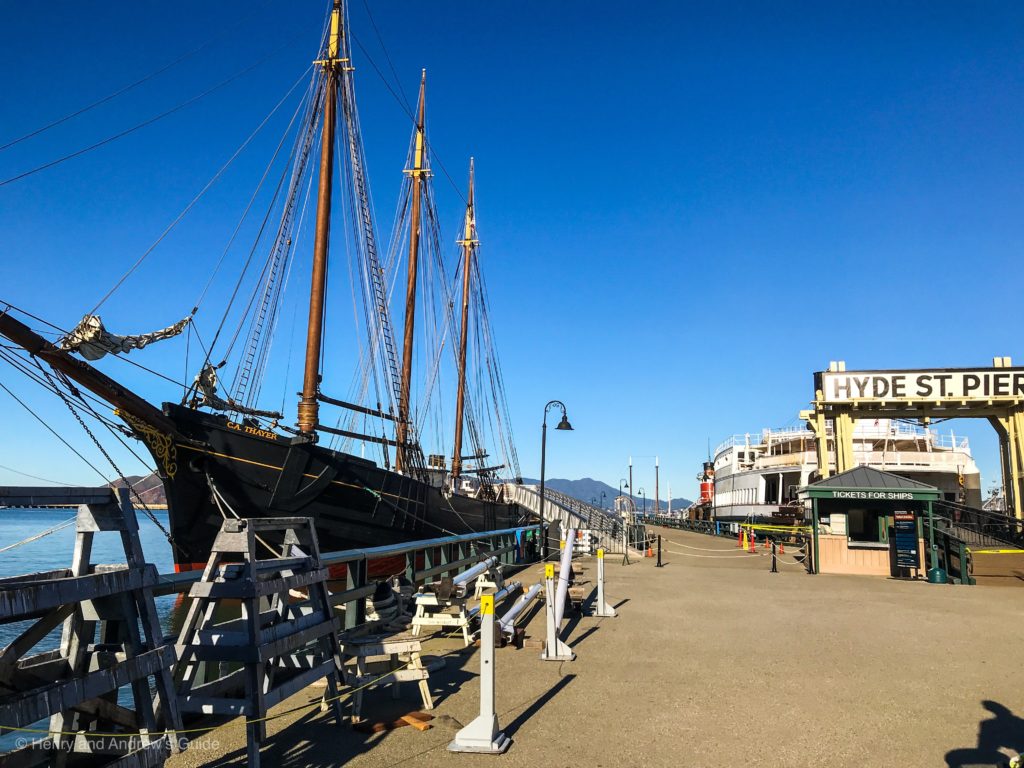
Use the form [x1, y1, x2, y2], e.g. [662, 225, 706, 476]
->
[497, 582, 542, 637]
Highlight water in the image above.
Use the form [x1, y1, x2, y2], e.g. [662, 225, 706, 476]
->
[0, 508, 180, 750]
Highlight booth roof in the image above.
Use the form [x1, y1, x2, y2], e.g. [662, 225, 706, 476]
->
[799, 466, 941, 500]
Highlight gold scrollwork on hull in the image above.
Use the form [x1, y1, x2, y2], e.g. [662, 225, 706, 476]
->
[115, 409, 178, 478]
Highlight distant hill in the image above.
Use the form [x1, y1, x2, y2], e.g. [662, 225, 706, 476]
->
[520, 476, 692, 512]
[107, 473, 166, 505]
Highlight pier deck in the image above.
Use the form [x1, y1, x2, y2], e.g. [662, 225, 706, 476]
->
[168, 526, 1024, 768]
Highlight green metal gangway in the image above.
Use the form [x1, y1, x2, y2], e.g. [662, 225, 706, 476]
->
[925, 500, 1024, 585]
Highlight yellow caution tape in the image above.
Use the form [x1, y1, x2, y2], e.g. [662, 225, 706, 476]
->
[966, 548, 1024, 555]
[741, 523, 812, 533]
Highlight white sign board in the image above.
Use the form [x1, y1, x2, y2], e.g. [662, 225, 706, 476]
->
[819, 369, 1024, 404]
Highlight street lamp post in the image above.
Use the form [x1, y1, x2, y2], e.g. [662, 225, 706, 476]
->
[601, 491, 607, 509]
[539, 400, 573, 560]
[628, 457, 633, 512]
[639, 487, 646, 517]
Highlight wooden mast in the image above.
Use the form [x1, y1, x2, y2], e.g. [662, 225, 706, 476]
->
[395, 72, 427, 472]
[451, 159, 476, 483]
[297, 0, 343, 435]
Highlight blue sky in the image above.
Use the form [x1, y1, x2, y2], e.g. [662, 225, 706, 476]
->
[1, 1, 1022, 501]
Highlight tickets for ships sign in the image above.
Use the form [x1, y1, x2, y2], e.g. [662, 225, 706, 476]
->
[819, 368, 1024, 403]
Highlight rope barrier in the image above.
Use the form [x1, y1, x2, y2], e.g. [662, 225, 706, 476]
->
[665, 548, 759, 559]
[776, 557, 809, 568]
[661, 538, 743, 553]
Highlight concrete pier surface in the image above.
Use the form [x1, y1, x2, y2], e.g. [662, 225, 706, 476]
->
[169, 525, 1024, 768]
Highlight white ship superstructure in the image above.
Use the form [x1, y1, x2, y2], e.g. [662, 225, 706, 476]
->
[711, 419, 981, 522]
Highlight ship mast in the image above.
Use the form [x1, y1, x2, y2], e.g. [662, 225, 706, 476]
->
[395, 72, 427, 472]
[297, 0, 343, 435]
[451, 159, 477, 483]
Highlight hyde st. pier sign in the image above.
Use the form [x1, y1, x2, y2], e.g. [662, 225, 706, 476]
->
[818, 368, 1024, 404]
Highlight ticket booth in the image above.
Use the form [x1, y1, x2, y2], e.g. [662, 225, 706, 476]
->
[799, 467, 940, 577]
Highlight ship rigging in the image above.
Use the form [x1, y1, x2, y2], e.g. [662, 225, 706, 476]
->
[0, 0, 523, 570]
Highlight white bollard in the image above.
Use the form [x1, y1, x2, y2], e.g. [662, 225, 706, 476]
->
[553, 527, 576, 627]
[593, 548, 616, 618]
[447, 595, 511, 754]
[540, 564, 575, 662]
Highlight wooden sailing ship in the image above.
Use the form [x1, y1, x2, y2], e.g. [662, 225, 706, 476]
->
[0, 0, 524, 572]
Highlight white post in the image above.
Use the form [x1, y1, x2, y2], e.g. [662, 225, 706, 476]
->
[448, 595, 511, 753]
[553, 527, 576, 627]
[593, 549, 616, 617]
[540, 564, 575, 662]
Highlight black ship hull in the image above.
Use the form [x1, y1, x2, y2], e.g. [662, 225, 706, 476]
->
[142, 403, 521, 572]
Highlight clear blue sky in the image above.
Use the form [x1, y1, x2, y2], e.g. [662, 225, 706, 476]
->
[1, 1, 1022, 501]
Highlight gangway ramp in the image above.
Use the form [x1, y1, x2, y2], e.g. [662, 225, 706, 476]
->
[505, 483, 643, 555]
[931, 500, 1024, 585]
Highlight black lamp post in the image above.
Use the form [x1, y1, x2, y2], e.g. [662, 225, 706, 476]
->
[600, 491, 607, 509]
[639, 487, 646, 517]
[619, 478, 629, 498]
[539, 400, 572, 559]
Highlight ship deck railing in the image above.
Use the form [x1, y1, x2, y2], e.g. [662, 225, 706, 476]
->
[715, 424, 971, 458]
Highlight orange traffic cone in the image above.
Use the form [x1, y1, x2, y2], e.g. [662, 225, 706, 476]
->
[737, 529, 744, 548]
[780, 542, 786, 555]
[762, 537, 769, 551]
[646, 546, 653, 558]
[748, 534, 756, 553]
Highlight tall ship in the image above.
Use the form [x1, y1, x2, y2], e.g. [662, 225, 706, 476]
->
[706, 419, 981, 522]
[0, 1, 525, 571]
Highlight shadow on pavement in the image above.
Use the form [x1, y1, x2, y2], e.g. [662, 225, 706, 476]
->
[945, 700, 1024, 767]
[501, 673, 576, 737]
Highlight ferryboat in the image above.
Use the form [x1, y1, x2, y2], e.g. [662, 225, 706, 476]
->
[708, 419, 981, 522]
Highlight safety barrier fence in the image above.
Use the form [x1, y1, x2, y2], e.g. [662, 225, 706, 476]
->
[647, 518, 812, 572]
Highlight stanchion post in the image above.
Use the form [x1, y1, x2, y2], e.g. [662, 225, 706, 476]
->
[448, 595, 511, 754]
[594, 549, 616, 617]
[541, 563, 575, 661]
[621, 522, 631, 566]
[771, 540, 778, 574]
[656, 535, 663, 568]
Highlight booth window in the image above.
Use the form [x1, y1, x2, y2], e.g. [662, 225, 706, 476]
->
[847, 509, 889, 546]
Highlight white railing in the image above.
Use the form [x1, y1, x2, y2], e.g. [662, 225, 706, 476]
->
[716, 422, 971, 459]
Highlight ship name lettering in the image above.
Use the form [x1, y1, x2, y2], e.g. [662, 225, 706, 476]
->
[226, 421, 278, 441]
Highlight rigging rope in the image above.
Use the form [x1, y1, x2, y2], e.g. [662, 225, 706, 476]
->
[0, 462, 78, 487]
[35, 366, 179, 552]
[89, 63, 315, 317]
[0, 518, 77, 554]
[0, 0, 278, 153]
[0, 33, 306, 190]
